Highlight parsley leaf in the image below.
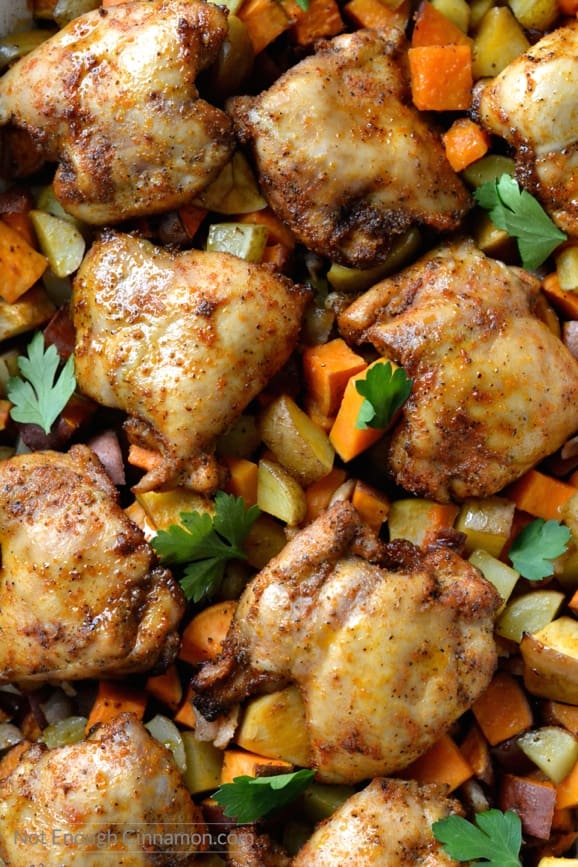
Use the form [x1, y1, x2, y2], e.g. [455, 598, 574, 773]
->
[295, 0, 310, 8]
[355, 361, 412, 430]
[151, 492, 260, 603]
[432, 809, 522, 866]
[509, 518, 571, 581]
[7, 332, 76, 434]
[213, 769, 315, 823]
[474, 174, 566, 270]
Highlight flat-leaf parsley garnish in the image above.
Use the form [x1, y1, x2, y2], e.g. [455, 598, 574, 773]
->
[474, 174, 567, 270]
[355, 361, 412, 430]
[432, 808, 522, 866]
[213, 769, 315, 823]
[509, 517, 571, 581]
[7, 331, 76, 434]
[151, 491, 260, 603]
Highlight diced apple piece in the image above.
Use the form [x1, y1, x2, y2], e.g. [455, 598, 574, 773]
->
[235, 686, 311, 767]
[259, 394, 335, 487]
[496, 590, 565, 643]
[521, 617, 578, 705]
[517, 726, 578, 784]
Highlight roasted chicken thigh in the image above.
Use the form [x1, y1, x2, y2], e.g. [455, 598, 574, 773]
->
[0, 0, 234, 224]
[0, 713, 206, 866]
[292, 778, 463, 866]
[0, 446, 184, 684]
[193, 501, 500, 784]
[228, 28, 470, 268]
[339, 238, 578, 502]
[72, 230, 310, 493]
[477, 22, 578, 236]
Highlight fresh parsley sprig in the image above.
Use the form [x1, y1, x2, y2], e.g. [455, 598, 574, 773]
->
[151, 492, 260, 603]
[509, 518, 571, 581]
[432, 808, 522, 866]
[355, 361, 412, 430]
[474, 174, 567, 270]
[213, 769, 315, 823]
[7, 331, 76, 434]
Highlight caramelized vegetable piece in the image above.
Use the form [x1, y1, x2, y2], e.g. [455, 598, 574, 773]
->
[0, 218, 47, 301]
[193, 501, 500, 784]
[521, 618, 578, 705]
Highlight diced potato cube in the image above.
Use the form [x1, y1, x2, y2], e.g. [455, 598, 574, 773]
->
[496, 590, 565, 643]
[472, 6, 530, 79]
[517, 726, 578, 784]
[431, 0, 470, 31]
[507, 0, 558, 31]
[30, 210, 86, 278]
[455, 496, 515, 557]
[259, 394, 335, 487]
[469, 0, 495, 29]
[235, 686, 310, 767]
[521, 617, 578, 704]
[257, 458, 307, 525]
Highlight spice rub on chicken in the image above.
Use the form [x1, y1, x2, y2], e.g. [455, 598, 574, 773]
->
[228, 27, 471, 269]
[0, 446, 185, 685]
[339, 237, 578, 503]
[0, 0, 234, 224]
[292, 779, 464, 866]
[193, 501, 500, 784]
[0, 713, 206, 866]
[226, 779, 464, 866]
[476, 22, 578, 237]
[72, 230, 310, 494]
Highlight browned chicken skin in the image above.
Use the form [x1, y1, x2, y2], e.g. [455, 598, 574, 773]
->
[292, 778, 463, 866]
[0, 713, 206, 866]
[476, 22, 578, 236]
[193, 501, 500, 784]
[0, 445, 185, 684]
[0, 0, 234, 224]
[228, 28, 470, 268]
[227, 779, 463, 865]
[339, 237, 578, 502]
[72, 230, 310, 493]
